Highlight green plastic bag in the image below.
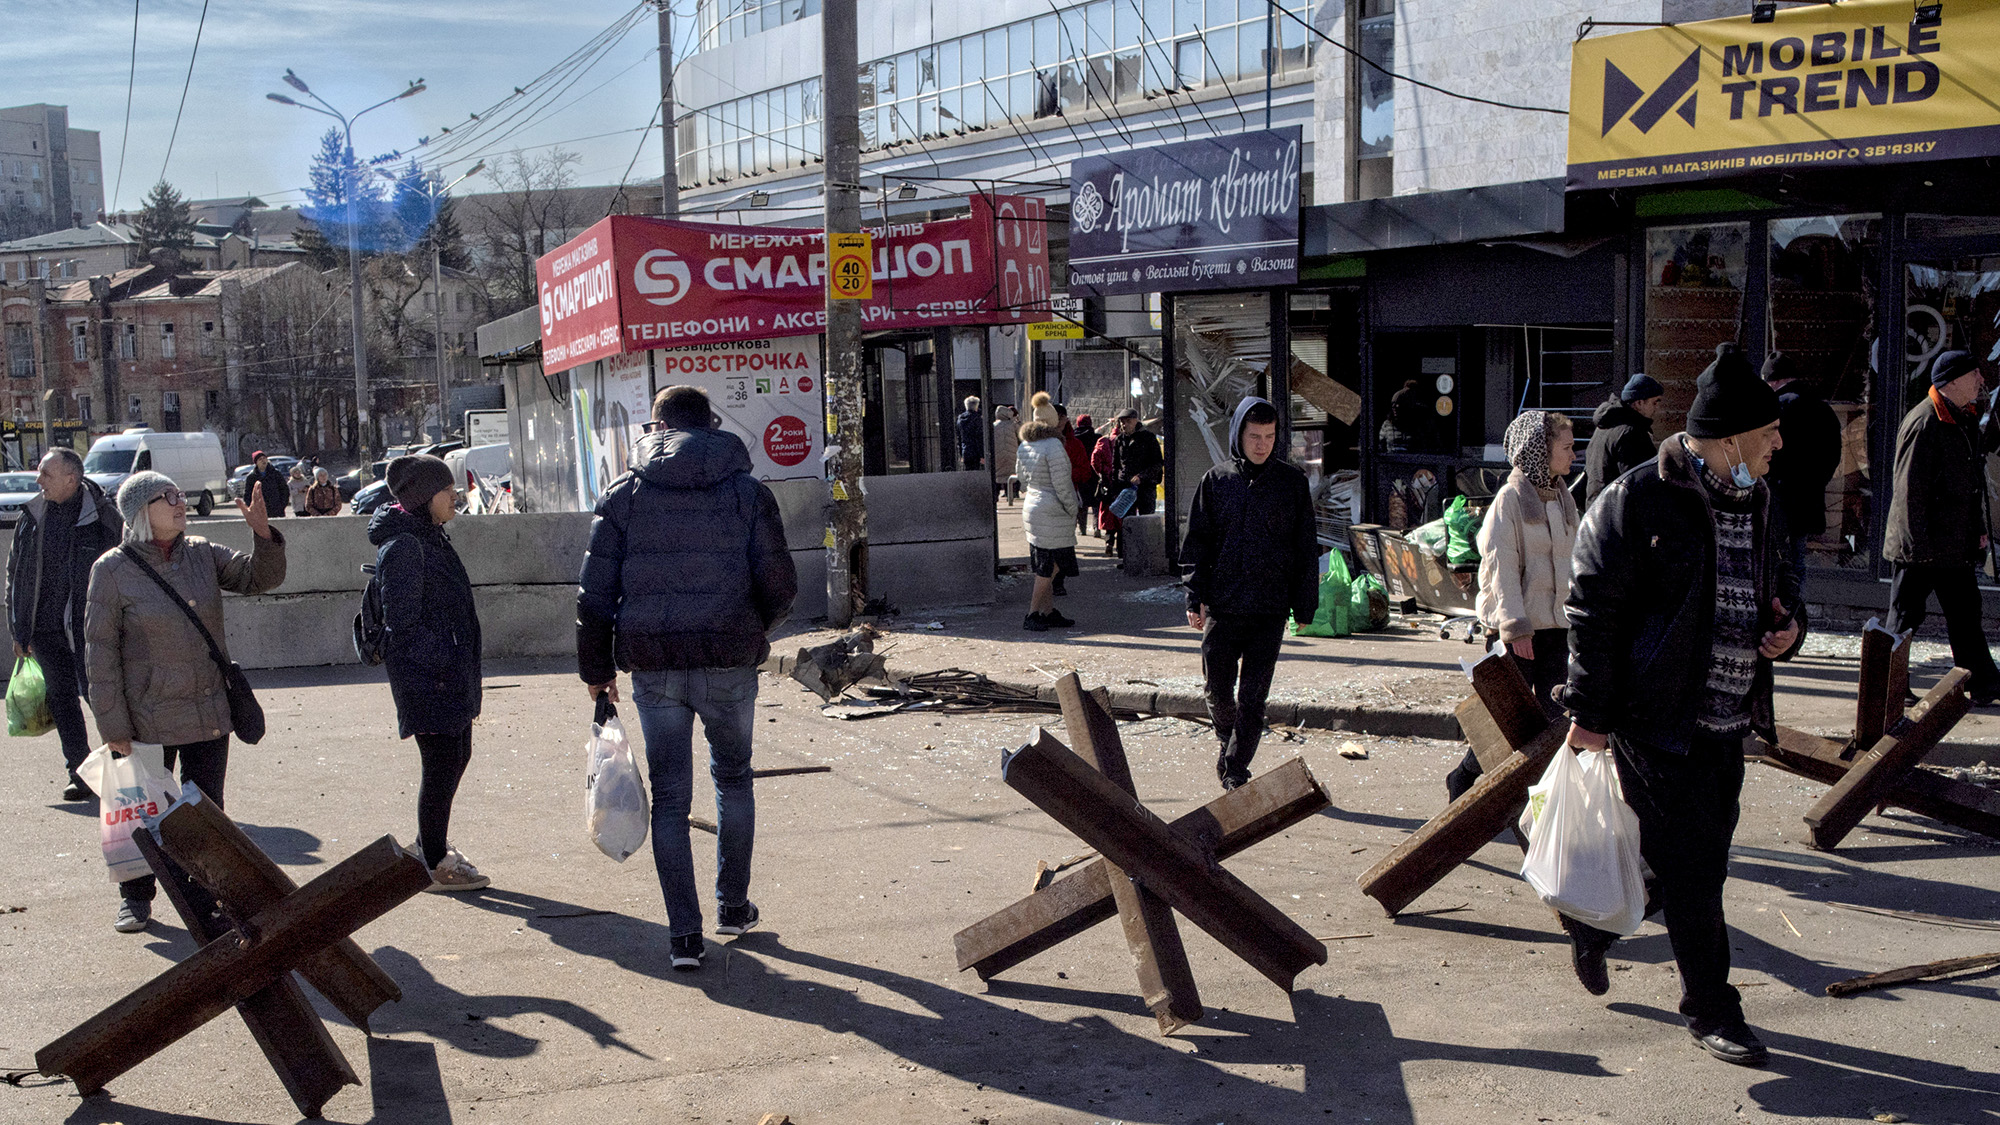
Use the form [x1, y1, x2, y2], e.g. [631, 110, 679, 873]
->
[1443, 495, 1480, 565]
[1349, 573, 1391, 632]
[7, 655, 54, 738]
[1294, 551, 1354, 638]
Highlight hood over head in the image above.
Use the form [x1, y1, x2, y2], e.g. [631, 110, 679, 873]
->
[1228, 396, 1275, 461]
[631, 426, 755, 491]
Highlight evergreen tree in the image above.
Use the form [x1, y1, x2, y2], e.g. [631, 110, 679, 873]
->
[132, 180, 197, 258]
[389, 165, 470, 269]
[301, 127, 387, 259]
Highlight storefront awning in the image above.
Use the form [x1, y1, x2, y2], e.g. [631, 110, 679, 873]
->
[1301, 178, 1567, 256]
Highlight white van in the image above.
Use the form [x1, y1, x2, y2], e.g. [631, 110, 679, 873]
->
[81, 428, 230, 516]
[444, 443, 512, 513]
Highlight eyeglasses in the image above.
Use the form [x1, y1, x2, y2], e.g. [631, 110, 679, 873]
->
[148, 487, 186, 507]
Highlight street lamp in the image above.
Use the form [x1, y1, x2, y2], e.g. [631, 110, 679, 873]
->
[265, 71, 424, 471]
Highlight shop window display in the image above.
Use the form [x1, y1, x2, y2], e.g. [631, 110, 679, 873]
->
[1172, 293, 1270, 524]
[1644, 223, 1748, 428]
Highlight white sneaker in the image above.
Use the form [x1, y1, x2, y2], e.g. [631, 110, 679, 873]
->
[425, 848, 490, 893]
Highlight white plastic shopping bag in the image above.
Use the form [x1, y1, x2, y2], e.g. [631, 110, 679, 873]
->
[77, 743, 181, 884]
[584, 703, 649, 862]
[1519, 744, 1648, 935]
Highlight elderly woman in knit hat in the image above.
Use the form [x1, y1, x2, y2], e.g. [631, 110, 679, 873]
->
[84, 473, 285, 934]
[367, 454, 488, 892]
[1444, 409, 1578, 801]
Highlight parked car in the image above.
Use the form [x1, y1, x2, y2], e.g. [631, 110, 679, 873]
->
[84, 428, 230, 516]
[337, 459, 387, 501]
[0, 471, 40, 528]
[350, 478, 394, 515]
[228, 456, 299, 501]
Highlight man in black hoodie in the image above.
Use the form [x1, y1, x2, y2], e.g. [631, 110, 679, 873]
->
[1762, 351, 1842, 588]
[1180, 397, 1320, 791]
[7, 447, 121, 800]
[578, 385, 798, 971]
[1583, 374, 1662, 504]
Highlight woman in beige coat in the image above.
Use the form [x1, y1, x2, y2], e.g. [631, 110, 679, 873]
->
[1446, 410, 1577, 799]
[86, 471, 286, 933]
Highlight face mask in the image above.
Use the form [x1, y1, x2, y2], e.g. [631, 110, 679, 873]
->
[1723, 440, 1755, 489]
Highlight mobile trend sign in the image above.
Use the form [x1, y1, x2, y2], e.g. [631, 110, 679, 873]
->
[1067, 127, 1301, 297]
[1569, 0, 2000, 189]
[536, 194, 1050, 371]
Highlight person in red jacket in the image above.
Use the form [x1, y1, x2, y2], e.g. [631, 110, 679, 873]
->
[1090, 429, 1121, 556]
[1056, 405, 1092, 596]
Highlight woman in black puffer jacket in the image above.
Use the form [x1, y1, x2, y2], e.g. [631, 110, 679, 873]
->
[368, 454, 488, 893]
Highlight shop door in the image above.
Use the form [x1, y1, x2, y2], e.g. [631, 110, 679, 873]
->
[1904, 247, 2000, 587]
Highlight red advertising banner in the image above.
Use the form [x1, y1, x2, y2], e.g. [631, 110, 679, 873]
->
[536, 193, 1051, 371]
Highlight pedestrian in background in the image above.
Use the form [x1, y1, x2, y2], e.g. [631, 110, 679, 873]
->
[306, 467, 342, 516]
[956, 395, 984, 472]
[1446, 410, 1577, 800]
[1111, 408, 1163, 516]
[1561, 343, 1803, 1067]
[991, 405, 1020, 504]
[1057, 406, 1093, 595]
[1763, 352, 1843, 586]
[86, 473, 285, 933]
[1884, 349, 2000, 706]
[1090, 424, 1121, 556]
[579, 385, 797, 971]
[251, 452, 290, 518]
[1070, 412, 1099, 540]
[6, 448, 121, 801]
[287, 465, 311, 516]
[1016, 392, 1078, 632]
[370, 454, 488, 893]
[1180, 397, 1319, 791]
[1584, 374, 1663, 505]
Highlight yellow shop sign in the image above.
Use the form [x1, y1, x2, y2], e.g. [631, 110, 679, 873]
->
[1568, 0, 2000, 189]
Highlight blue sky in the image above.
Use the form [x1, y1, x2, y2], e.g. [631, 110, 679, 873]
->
[4, 0, 684, 212]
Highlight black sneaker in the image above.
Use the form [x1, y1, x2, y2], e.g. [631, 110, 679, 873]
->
[62, 778, 94, 803]
[1221, 769, 1250, 792]
[1689, 1022, 1769, 1067]
[717, 901, 760, 935]
[1043, 609, 1076, 628]
[1970, 684, 2000, 707]
[1023, 612, 1050, 632]
[670, 933, 705, 971]
[1557, 914, 1614, 996]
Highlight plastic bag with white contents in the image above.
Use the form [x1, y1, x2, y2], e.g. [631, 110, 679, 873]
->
[1519, 744, 1647, 935]
[584, 698, 649, 862]
[77, 743, 182, 883]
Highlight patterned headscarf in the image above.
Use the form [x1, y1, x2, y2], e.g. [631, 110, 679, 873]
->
[1504, 410, 1560, 489]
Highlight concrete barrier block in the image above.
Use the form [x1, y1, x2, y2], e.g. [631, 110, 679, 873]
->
[790, 548, 827, 621]
[221, 590, 358, 669]
[1121, 513, 1171, 577]
[860, 471, 994, 544]
[769, 479, 832, 552]
[473, 584, 580, 659]
[195, 511, 594, 594]
[866, 539, 994, 609]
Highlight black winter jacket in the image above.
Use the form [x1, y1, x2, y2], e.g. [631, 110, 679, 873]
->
[1582, 399, 1657, 505]
[577, 426, 797, 685]
[7, 478, 121, 656]
[1563, 434, 1806, 756]
[370, 504, 482, 738]
[255, 464, 291, 514]
[1179, 397, 1320, 622]
[1884, 390, 1998, 566]
[1769, 384, 1843, 538]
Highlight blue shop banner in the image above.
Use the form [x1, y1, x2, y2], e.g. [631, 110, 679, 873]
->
[1067, 127, 1302, 297]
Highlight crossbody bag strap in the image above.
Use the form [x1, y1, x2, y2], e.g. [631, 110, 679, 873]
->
[118, 545, 231, 674]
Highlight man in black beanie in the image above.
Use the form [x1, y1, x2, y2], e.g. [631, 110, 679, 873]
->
[1559, 342, 1805, 1067]
[1884, 349, 2000, 705]
[1761, 351, 1843, 591]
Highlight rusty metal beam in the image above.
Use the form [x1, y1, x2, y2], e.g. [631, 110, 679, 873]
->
[1805, 669, 1971, 851]
[1002, 730, 1326, 991]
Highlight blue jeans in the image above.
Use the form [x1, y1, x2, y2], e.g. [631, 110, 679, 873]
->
[631, 667, 758, 937]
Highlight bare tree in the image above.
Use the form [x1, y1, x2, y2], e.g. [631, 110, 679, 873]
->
[230, 266, 355, 457]
[467, 148, 584, 315]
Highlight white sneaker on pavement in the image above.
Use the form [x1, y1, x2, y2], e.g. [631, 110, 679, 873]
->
[425, 848, 490, 893]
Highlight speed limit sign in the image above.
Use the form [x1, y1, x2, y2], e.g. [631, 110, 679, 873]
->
[828, 232, 873, 300]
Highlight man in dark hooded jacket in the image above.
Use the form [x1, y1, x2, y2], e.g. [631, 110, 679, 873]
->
[1762, 351, 1843, 585]
[1884, 349, 2000, 705]
[6, 447, 121, 800]
[1583, 374, 1662, 504]
[578, 385, 798, 972]
[1180, 397, 1320, 791]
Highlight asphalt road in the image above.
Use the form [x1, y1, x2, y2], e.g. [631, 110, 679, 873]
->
[2, 657, 1996, 1124]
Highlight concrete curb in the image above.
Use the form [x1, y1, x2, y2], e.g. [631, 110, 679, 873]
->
[762, 653, 1465, 741]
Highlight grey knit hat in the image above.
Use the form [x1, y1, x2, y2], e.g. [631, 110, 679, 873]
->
[116, 470, 178, 543]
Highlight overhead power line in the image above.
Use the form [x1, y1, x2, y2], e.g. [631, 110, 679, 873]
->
[1265, 0, 1567, 116]
[159, 0, 212, 185]
[112, 0, 139, 211]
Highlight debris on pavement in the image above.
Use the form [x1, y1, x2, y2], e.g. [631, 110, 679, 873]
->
[1824, 901, 2000, 931]
[790, 625, 889, 701]
[1826, 951, 2000, 997]
[1338, 741, 1370, 759]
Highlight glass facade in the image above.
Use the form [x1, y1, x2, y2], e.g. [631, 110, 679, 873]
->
[696, 0, 823, 50]
[679, 0, 1314, 186]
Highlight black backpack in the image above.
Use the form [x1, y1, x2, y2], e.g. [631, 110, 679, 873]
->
[353, 536, 422, 666]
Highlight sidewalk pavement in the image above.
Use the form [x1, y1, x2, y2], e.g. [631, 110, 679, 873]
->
[776, 500, 2000, 765]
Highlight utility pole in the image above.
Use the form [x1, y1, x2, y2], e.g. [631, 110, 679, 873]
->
[823, 0, 866, 628]
[657, 2, 679, 218]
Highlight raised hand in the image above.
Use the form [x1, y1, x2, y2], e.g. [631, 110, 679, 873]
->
[237, 481, 272, 539]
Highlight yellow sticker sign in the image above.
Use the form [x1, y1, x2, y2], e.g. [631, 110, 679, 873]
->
[1028, 320, 1085, 341]
[1567, 0, 2000, 189]
[828, 232, 873, 300]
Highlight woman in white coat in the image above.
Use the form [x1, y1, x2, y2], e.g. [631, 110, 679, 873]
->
[1015, 391, 1078, 631]
[1445, 409, 1578, 799]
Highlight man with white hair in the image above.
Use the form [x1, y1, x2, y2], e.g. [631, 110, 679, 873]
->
[6, 447, 122, 800]
[956, 395, 985, 471]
